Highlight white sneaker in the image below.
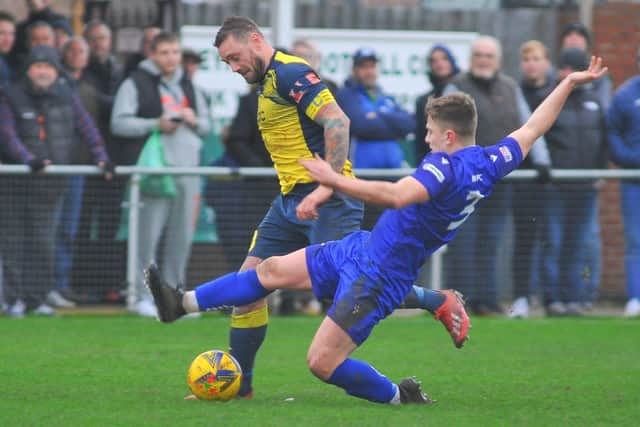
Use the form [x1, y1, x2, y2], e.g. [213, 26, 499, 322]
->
[33, 303, 56, 316]
[565, 302, 584, 316]
[546, 301, 567, 317]
[135, 299, 158, 318]
[46, 290, 76, 308]
[181, 312, 201, 320]
[623, 298, 640, 318]
[8, 299, 26, 318]
[508, 297, 529, 319]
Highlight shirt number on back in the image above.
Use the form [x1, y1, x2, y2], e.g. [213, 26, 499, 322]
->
[447, 190, 485, 230]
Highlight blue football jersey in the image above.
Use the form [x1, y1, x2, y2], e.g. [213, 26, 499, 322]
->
[367, 136, 523, 282]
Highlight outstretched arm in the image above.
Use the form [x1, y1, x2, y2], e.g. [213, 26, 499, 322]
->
[510, 56, 608, 158]
[300, 153, 429, 209]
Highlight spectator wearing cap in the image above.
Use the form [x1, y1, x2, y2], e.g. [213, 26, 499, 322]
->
[560, 22, 610, 308]
[443, 35, 551, 315]
[0, 11, 16, 89]
[414, 44, 460, 163]
[0, 45, 111, 317]
[539, 48, 608, 316]
[335, 47, 415, 169]
[607, 45, 640, 317]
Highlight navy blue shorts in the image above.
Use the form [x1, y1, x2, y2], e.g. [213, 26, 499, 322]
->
[248, 183, 364, 259]
[305, 231, 413, 346]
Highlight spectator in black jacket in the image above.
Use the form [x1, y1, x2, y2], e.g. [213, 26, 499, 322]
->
[559, 22, 609, 308]
[0, 46, 110, 317]
[541, 48, 608, 317]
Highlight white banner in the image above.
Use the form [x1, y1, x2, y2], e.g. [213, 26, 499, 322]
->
[182, 26, 476, 121]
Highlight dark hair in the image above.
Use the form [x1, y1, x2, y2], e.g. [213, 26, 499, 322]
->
[150, 32, 180, 51]
[426, 92, 477, 139]
[0, 11, 15, 24]
[214, 16, 262, 48]
[560, 22, 592, 49]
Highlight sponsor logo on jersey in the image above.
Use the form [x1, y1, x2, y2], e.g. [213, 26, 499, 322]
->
[305, 72, 320, 85]
[289, 88, 305, 103]
[499, 146, 513, 162]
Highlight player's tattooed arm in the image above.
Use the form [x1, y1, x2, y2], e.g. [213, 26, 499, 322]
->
[313, 102, 350, 174]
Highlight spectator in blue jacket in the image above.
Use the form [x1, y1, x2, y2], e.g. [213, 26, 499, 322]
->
[336, 48, 415, 168]
[607, 52, 640, 318]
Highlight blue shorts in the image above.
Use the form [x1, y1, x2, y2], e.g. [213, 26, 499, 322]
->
[305, 231, 413, 346]
[248, 183, 364, 259]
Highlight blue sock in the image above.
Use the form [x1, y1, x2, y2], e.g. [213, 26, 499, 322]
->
[230, 323, 267, 397]
[195, 270, 271, 310]
[402, 286, 446, 314]
[327, 358, 398, 403]
[419, 287, 446, 314]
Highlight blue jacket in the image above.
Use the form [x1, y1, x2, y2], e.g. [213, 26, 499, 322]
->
[607, 75, 640, 168]
[336, 77, 415, 142]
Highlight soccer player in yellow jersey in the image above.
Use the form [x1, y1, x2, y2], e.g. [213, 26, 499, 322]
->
[212, 16, 364, 398]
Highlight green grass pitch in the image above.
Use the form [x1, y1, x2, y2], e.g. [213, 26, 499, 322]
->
[1, 314, 638, 426]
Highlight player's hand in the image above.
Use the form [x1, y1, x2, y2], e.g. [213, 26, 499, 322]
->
[567, 56, 608, 87]
[299, 153, 338, 187]
[296, 185, 333, 221]
[182, 107, 198, 127]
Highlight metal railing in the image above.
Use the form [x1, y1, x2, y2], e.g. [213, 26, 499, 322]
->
[1, 164, 636, 307]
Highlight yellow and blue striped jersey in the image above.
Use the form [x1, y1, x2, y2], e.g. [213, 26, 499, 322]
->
[258, 50, 354, 194]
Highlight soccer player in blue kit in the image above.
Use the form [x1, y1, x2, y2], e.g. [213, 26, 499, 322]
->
[146, 57, 607, 404]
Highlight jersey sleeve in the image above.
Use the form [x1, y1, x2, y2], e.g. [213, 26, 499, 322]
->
[411, 153, 453, 199]
[485, 137, 524, 179]
[275, 62, 334, 120]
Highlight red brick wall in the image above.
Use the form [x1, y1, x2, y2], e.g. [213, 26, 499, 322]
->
[590, 2, 640, 297]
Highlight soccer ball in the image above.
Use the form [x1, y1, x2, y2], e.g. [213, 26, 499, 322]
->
[187, 350, 243, 401]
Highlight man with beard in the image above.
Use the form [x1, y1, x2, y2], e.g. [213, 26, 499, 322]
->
[0, 45, 111, 317]
[207, 15, 364, 399]
[194, 16, 467, 400]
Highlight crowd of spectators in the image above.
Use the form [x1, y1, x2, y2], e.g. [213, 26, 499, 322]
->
[0, 2, 637, 318]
